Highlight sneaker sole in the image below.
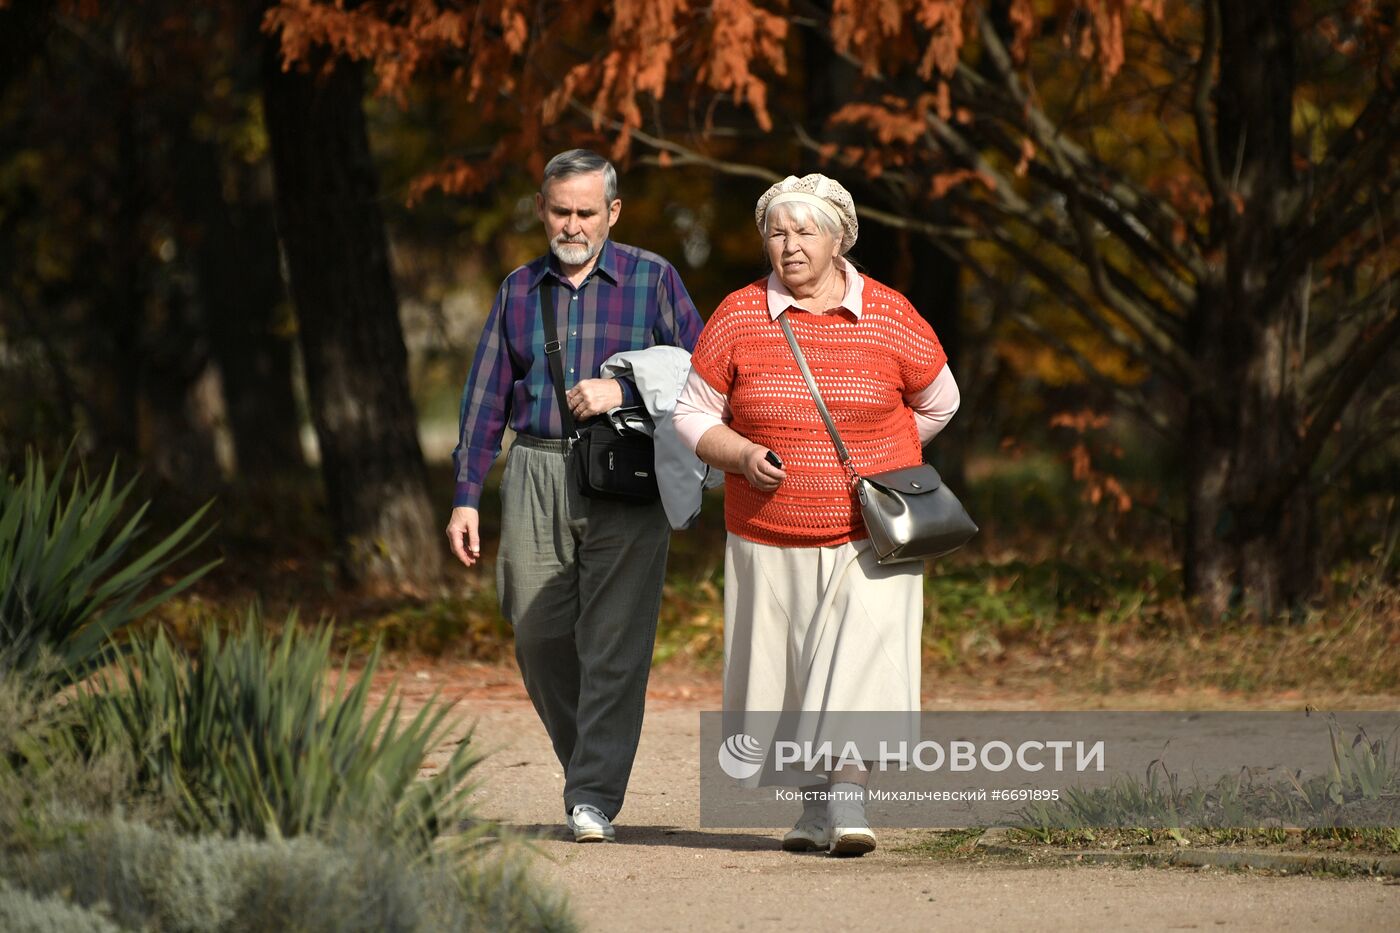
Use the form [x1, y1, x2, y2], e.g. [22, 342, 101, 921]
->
[574, 832, 614, 843]
[829, 832, 876, 857]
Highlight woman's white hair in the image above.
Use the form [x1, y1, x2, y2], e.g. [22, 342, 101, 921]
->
[762, 199, 843, 249]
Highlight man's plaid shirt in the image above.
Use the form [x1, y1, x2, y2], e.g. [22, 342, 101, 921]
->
[451, 239, 703, 509]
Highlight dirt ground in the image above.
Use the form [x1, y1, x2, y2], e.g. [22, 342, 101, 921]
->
[395, 661, 1399, 932]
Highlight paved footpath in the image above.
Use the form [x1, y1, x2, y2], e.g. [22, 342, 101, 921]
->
[408, 673, 1399, 933]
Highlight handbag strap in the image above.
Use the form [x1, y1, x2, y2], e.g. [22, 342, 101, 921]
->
[776, 311, 859, 483]
[538, 277, 578, 440]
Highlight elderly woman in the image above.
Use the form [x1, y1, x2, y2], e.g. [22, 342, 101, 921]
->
[672, 174, 960, 856]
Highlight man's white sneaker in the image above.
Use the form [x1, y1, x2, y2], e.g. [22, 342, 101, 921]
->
[781, 816, 828, 852]
[567, 804, 616, 843]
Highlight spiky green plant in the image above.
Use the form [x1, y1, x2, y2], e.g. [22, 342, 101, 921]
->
[0, 450, 216, 685]
[1016, 722, 1400, 831]
[1325, 719, 1396, 803]
[83, 613, 479, 849]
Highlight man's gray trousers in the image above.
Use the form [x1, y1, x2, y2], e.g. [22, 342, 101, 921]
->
[496, 434, 671, 820]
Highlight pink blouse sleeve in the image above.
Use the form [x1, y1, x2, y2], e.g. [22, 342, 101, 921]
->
[671, 368, 731, 453]
[906, 366, 960, 444]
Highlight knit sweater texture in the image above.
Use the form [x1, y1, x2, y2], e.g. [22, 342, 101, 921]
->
[689, 275, 946, 547]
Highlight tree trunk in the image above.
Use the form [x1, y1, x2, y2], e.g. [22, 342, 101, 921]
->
[173, 125, 304, 477]
[1183, 0, 1316, 620]
[137, 116, 222, 490]
[138, 323, 223, 493]
[260, 47, 442, 590]
[88, 81, 144, 462]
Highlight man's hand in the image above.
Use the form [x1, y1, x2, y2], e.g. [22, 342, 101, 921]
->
[446, 506, 482, 567]
[565, 378, 625, 420]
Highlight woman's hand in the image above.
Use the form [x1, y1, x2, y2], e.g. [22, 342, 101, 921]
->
[741, 444, 786, 492]
[694, 426, 785, 491]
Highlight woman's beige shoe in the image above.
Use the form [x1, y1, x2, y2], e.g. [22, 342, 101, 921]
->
[828, 826, 877, 857]
[781, 817, 829, 852]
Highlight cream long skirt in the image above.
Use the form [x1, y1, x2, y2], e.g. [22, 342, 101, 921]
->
[723, 533, 924, 715]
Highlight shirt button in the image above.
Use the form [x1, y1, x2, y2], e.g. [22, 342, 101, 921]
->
[571, 330, 577, 336]
[571, 294, 579, 301]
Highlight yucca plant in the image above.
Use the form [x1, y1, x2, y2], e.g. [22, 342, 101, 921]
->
[0, 449, 216, 685]
[1327, 720, 1396, 804]
[83, 612, 480, 850]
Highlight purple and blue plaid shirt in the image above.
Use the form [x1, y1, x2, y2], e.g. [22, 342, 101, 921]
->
[451, 239, 703, 509]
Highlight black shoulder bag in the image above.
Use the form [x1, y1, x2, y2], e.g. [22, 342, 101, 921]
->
[777, 311, 977, 564]
[539, 278, 660, 503]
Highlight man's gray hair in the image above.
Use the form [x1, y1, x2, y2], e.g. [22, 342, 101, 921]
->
[542, 149, 618, 203]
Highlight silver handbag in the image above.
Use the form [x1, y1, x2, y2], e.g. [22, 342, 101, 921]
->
[778, 313, 978, 565]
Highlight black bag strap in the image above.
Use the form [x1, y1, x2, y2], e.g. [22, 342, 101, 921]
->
[776, 311, 859, 482]
[538, 277, 578, 440]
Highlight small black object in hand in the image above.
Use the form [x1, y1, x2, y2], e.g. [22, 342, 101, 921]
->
[764, 450, 784, 469]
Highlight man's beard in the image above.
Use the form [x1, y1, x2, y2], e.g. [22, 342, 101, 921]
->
[551, 233, 602, 267]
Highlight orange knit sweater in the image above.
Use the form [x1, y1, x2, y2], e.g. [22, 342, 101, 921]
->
[690, 275, 947, 547]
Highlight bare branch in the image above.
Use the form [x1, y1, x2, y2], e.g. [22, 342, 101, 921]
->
[568, 99, 974, 242]
[1192, 0, 1228, 212]
[951, 241, 1175, 436]
[1274, 86, 1400, 282]
[959, 107, 1198, 309]
[1292, 171, 1398, 271]
[1255, 306, 1400, 515]
[1061, 189, 1196, 377]
[1303, 272, 1398, 394]
[919, 116, 1034, 215]
[1320, 390, 1400, 488]
[1004, 135, 1199, 311]
[1010, 307, 1173, 436]
[796, 0, 1206, 284]
[1313, 83, 1400, 200]
[964, 199, 1194, 387]
[968, 12, 1207, 274]
[949, 172, 1200, 384]
[1102, 259, 1186, 343]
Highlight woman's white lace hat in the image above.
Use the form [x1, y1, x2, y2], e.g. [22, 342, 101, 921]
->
[754, 173, 859, 254]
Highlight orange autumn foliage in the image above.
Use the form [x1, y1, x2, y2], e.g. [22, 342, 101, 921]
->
[261, 0, 1165, 198]
[1051, 410, 1133, 513]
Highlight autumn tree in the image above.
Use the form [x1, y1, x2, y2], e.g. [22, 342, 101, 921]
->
[0, 0, 303, 481]
[805, 0, 1398, 619]
[182, 4, 306, 479]
[266, 0, 1400, 618]
[261, 19, 444, 590]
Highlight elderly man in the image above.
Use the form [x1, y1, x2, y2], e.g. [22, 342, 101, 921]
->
[446, 149, 703, 842]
